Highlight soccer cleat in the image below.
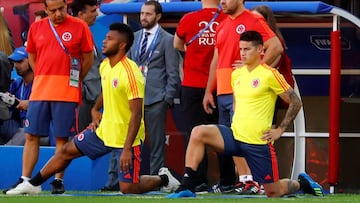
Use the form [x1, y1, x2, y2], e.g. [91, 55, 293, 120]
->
[233, 181, 260, 195]
[298, 172, 324, 196]
[50, 179, 65, 194]
[6, 181, 41, 195]
[209, 183, 234, 193]
[3, 177, 24, 194]
[193, 182, 208, 194]
[232, 181, 245, 193]
[158, 167, 180, 193]
[166, 189, 196, 198]
[259, 184, 265, 195]
[100, 184, 120, 192]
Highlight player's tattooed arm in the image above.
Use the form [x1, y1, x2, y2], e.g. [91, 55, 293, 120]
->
[278, 89, 302, 132]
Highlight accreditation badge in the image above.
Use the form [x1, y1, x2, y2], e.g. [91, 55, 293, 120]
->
[139, 65, 148, 79]
[69, 57, 80, 88]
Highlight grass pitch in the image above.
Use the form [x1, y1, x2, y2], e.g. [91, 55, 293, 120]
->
[0, 191, 359, 203]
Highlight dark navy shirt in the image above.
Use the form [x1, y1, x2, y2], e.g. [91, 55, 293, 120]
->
[9, 78, 32, 124]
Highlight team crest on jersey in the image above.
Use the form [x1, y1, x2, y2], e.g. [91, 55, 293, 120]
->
[77, 133, 84, 141]
[236, 24, 246, 34]
[252, 78, 260, 88]
[62, 32, 72, 41]
[112, 78, 119, 88]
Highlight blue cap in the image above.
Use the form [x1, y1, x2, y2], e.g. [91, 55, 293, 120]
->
[8, 46, 28, 62]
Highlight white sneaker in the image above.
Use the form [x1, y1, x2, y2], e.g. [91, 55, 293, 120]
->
[158, 167, 180, 193]
[6, 181, 41, 195]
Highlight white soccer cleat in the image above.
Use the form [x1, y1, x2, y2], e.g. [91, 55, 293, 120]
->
[158, 167, 180, 193]
[6, 181, 41, 195]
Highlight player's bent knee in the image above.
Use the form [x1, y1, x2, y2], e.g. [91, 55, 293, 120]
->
[265, 190, 282, 198]
[57, 142, 80, 160]
[190, 125, 209, 141]
[264, 183, 283, 198]
[120, 187, 131, 194]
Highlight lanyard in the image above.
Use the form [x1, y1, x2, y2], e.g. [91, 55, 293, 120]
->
[48, 18, 70, 56]
[94, 46, 98, 58]
[19, 81, 26, 114]
[185, 5, 221, 46]
[136, 27, 160, 65]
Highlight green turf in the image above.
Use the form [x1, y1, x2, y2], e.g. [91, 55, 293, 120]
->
[0, 193, 359, 203]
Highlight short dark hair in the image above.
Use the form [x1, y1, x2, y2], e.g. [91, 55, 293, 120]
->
[71, 0, 98, 16]
[144, 0, 162, 15]
[109, 23, 134, 53]
[240, 30, 263, 46]
[34, 10, 47, 18]
[44, 0, 66, 7]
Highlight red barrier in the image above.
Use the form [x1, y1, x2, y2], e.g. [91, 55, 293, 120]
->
[328, 30, 341, 186]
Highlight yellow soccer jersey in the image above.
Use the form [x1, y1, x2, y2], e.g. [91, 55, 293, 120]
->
[96, 56, 145, 148]
[231, 63, 290, 144]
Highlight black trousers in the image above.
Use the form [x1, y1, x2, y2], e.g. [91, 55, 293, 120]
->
[180, 86, 218, 184]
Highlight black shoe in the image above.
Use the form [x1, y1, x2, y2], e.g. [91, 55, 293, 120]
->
[210, 183, 234, 193]
[193, 182, 208, 193]
[3, 177, 24, 194]
[100, 184, 120, 192]
[50, 179, 65, 194]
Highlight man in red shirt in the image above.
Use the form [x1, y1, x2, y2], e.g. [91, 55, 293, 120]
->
[202, 0, 283, 194]
[5, 0, 94, 195]
[174, 0, 227, 192]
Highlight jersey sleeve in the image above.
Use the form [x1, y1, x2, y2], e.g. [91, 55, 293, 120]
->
[26, 23, 38, 54]
[255, 18, 276, 42]
[268, 67, 291, 95]
[231, 69, 239, 89]
[80, 22, 94, 53]
[124, 60, 144, 100]
[176, 14, 190, 39]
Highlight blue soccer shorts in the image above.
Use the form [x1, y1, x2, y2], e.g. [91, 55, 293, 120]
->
[25, 101, 77, 137]
[217, 124, 280, 184]
[74, 128, 142, 184]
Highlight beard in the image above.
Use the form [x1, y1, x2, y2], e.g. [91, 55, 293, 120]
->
[16, 68, 32, 77]
[102, 47, 118, 57]
[141, 18, 156, 30]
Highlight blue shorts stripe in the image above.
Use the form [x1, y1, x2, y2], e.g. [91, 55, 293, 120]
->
[114, 145, 142, 184]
